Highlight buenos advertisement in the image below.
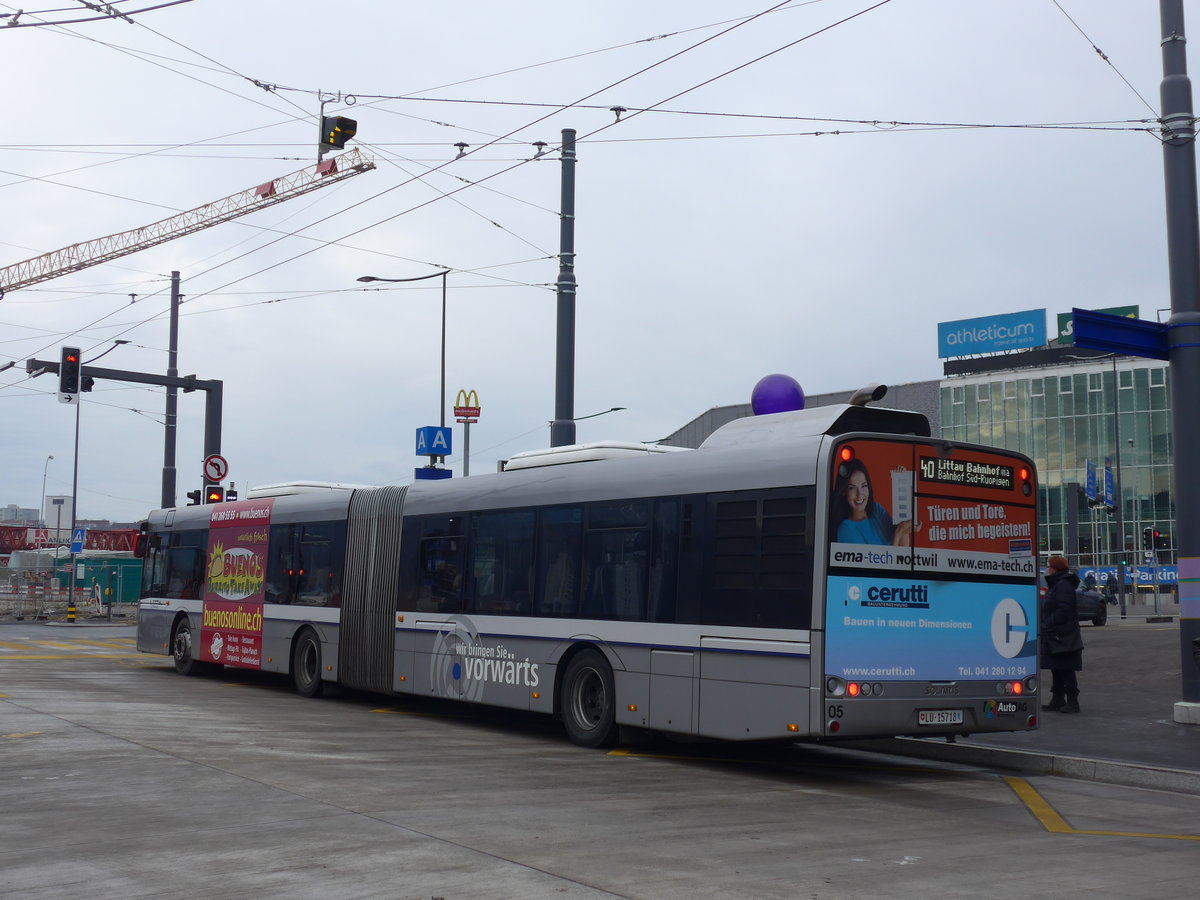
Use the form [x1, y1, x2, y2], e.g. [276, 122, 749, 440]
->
[200, 499, 274, 668]
[829, 439, 1037, 577]
[825, 574, 1037, 681]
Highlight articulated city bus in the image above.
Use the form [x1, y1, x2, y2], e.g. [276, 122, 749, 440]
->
[136, 393, 1040, 747]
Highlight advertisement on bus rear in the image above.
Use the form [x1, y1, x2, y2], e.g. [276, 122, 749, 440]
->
[828, 439, 1037, 577]
[200, 499, 274, 669]
[825, 574, 1038, 681]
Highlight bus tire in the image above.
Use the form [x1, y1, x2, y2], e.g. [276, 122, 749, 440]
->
[172, 616, 202, 676]
[561, 648, 618, 748]
[292, 628, 325, 698]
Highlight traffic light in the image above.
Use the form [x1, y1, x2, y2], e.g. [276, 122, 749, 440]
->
[58, 346, 81, 403]
[204, 483, 223, 504]
[320, 115, 356, 151]
[224, 487, 238, 502]
[1143, 527, 1154, 550]
[186, 490, 203, 506]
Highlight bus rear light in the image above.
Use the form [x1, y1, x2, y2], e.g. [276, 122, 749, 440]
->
[828, 720, 841, 734]
[1011, 682, 1023, 695]
[1023, 675, 1038, 694]
[848, 682, 861, 697]
[838, 445, 855, 462]
[826, 676, 845, 697]
[627, 704, 638, 712]
[787, 723, 799, 732]
[532, 692, 540, 700]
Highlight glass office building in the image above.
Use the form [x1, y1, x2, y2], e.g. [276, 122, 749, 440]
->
[941, 348, 1173, 568]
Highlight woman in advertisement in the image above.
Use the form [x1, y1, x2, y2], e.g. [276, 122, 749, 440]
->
[831, 458, 914, 546]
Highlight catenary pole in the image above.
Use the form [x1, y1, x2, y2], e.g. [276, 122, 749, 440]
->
[161, 271, 180, 509]
[550, 128, 577, 448]
[1159, 0, 1200, 713]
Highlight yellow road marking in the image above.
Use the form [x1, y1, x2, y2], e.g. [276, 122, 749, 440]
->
[1005, 777, 1200, 842]
[28, 640, 84, 650]
[371, 706, 453, 717]
[3, 731, 44, 739]
[0, 642, 32, 650]
[71, 639, 138, 650]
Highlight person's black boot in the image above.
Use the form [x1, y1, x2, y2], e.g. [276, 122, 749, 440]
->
[1041, 693, 1064, 712]
[1060, 694, 1080, 714]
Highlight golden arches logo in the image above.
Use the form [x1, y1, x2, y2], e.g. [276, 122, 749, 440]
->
[454, 389, 480, 421]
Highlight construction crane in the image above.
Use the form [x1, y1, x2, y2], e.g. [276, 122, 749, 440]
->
[0, 148, 375, 299]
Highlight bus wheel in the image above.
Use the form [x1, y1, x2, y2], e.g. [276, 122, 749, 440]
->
[172, 617, 201, 676]
[561, 649, 617, 748]
[292, 629, 325, 698]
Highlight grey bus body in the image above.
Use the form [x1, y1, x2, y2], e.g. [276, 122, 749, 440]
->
[137, 402, 1039, 746]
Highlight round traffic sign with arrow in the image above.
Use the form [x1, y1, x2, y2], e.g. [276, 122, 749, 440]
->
[203, 454, 229, 483]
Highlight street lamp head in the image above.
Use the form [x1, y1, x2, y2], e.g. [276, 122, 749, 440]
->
[356, 270, 450, 285]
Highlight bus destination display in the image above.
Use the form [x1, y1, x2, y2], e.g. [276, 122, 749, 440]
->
[918, 456, 1013, 491]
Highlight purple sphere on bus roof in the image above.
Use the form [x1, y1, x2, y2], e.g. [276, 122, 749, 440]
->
[751, 374, 805, 415]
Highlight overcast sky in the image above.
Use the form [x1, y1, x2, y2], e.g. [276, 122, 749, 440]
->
[0, 0, 1181, 524]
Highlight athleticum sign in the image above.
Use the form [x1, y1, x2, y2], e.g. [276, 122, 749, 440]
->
[937, 309, 1046, 358]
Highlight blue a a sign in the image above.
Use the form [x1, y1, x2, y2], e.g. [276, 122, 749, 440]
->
[1085, 460, 1097, 502]
[415, 425, 452, 457]
[937, 309, 1046, 358]
[70, 527, 87, 554]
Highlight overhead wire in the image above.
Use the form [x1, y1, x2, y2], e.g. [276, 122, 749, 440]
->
[1050, 0, 1159, 119]
[3, 0, 894, 371]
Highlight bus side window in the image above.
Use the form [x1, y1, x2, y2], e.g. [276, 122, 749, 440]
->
[294, 522, 346, 607]
[535, 507, 582, 617]
[155, 529, 207, 599]
[265, 524, 295, 605]
[416, 516, 465, 613]
[469, 510, 534, 615]
[648, 499, 680, 622]
[581, 501, 650, 621]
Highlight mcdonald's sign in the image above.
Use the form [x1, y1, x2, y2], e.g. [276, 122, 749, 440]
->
[454, 389, 481, 423]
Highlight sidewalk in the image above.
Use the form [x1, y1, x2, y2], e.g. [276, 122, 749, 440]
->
[855, 612, 1200, 794]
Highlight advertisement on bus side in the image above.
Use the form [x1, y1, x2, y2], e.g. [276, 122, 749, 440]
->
[825, 574, 1037, 681]
[200, 498, 274, 669]
[828, 439, 1036, 576]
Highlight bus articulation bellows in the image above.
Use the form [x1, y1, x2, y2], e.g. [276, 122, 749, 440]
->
[136, 393, 1039, 746]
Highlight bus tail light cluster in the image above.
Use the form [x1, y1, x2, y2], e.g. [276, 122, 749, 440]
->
[826, 676, 885, 698]
[1018, 465, 1034, 497]
[994, 677, 1037, 696]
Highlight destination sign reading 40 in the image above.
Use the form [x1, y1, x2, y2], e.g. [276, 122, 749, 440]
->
[919, 456, 1014, 491]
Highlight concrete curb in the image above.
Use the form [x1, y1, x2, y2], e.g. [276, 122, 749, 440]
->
[845, 736, 1200, 795]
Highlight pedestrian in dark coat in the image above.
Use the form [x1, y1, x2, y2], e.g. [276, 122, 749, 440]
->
[1040, 555, 1084, 713]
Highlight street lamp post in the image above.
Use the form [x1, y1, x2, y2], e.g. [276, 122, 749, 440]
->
[1068, 352, 1129, 617]
[39, 455, 53, 532]
[357, 270, 451, 431]
[1109, 355, 1129, 619]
